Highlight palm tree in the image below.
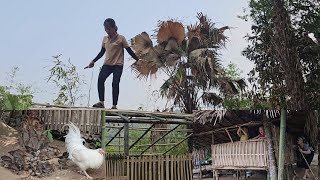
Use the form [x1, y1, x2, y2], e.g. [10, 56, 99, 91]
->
[130, 13, 246, 114]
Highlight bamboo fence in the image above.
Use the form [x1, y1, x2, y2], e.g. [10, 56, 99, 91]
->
[105, 154, 193, 180]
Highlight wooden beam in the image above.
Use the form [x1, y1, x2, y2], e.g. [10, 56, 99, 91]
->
[194, 121, 262, 136]
[140, 125, 180, 155]
[132, 143, 182, 147]
[105, 118, 192, 125]
[129, 124, 154, 150]
[225, 129, 233, 143]
[163, 133, 193, 155]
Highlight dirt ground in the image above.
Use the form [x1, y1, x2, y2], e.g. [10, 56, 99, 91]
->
[0, 122, 105, 180]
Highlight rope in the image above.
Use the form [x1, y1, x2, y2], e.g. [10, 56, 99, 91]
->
[299, 151, 318, 180]
[87, 67, 94, 107]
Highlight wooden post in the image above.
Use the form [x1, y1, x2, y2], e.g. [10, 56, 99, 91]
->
[263, 116, 277, 180]
[277, 109, 286, 180]
[317, 109, 320, 178]
[100, 110, 107, 179]
[124, 122, 129, 156]
[212, 133, 218, 180]
[101, 110, 107, 150]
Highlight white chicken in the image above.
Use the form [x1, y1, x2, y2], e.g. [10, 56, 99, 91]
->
[64, 122, 105, 179]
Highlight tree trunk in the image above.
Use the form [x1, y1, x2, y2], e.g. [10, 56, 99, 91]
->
[263, 116, 277, 180]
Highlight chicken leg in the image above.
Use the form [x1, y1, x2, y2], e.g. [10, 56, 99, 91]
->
[82, 170, 93, 179]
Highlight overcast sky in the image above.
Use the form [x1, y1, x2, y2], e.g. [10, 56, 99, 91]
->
[0, 0, 253, 110]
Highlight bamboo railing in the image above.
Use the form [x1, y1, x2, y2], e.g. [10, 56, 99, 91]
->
[36, 109, 102, 134]
[211, 139, 268, 170]
[105, 154, 193, 180]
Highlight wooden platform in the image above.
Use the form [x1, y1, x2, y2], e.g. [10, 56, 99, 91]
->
[30, 103, 192, 133]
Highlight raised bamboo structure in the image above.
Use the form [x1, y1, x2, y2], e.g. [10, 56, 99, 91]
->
[211, 139, 268, 170]
[30, 104, 194, 179]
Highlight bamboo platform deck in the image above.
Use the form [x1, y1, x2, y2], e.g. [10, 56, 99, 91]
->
[30, 103, 193, 133]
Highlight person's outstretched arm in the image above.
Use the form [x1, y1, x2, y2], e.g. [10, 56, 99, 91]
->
[85, 47, 106, 69]
[125, 47, 139, 61]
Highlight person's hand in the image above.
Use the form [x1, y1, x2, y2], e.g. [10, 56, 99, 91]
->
[298, 147, 303, 153]
[84, 61, 95, 69]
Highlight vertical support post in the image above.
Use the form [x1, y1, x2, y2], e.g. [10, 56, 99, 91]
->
[277, 109, 286, 180]
[100, 110, 107, 179]
[101, 110, 107, 151]
[263, 116, 277, 180]
[212, 133, 217, 180]
[124, 122, 129, 156]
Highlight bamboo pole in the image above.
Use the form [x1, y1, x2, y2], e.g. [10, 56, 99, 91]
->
[100, 110, 107, 179]
[124, 123, 129, 156]
[163, 133, 193, 155]
[105, 118, 192, 125]
[277, 109, 286, 180]
[105, 126, 124, 146]
[263, 116, 277, 180]
[129, 124, 154, 150]
[225, 129, 233, 143]
[194, 121, 262, 136]
[140, 125, 180, 155]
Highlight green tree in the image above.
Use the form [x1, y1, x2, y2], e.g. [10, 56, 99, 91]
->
[46, 54, 86, 106]
[0, 67, 33, 110]
[242, 0, 320, 109]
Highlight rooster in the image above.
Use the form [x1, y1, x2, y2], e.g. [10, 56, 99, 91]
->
[64, 122, 105, 179]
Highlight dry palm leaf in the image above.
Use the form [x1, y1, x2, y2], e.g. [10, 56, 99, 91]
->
[165, 38, 179, 51]
[131, 48, 163, 78]
[193, 110, 226, 125]
[131, 60, 159, 79]
[165, 53, 181, 66]
[188, 36, 201, 52]
[157, 21, 185, 45]
[131, 32, 153, 55]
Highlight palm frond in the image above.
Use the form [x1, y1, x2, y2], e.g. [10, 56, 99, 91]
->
[156, 21, 185, 45]
[201, 92, 223, 106]
[130, 32, 153, 55]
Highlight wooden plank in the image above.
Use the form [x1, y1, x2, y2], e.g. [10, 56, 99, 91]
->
[144, 156, 147, 180]
[148, 156, 152, 180]
[126, 156, 130, 180]
[177, 155, 180, 180]
[189, 154, 193, 180]
[166, 155, 169, 180]
[158, 155, 161, 180]
[153, 156, 157, 180]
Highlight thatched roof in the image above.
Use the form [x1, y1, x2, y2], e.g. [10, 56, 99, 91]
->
[192, 110, 314, 149]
